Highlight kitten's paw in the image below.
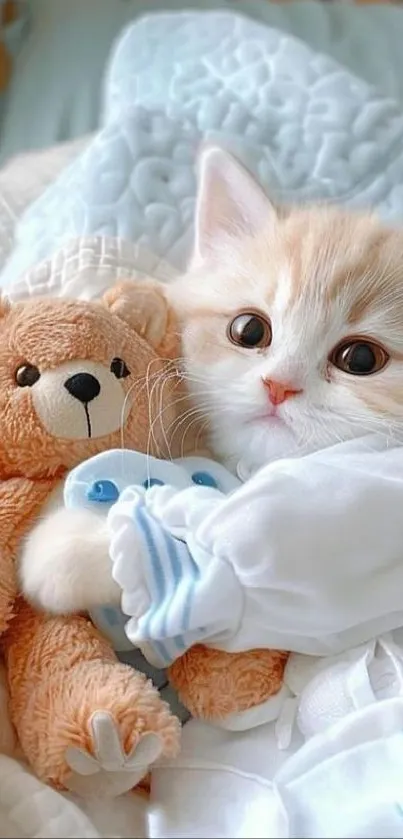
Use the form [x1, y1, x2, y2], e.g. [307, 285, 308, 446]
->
[21, 506, 119, 613]
[65, 712, 163, 797]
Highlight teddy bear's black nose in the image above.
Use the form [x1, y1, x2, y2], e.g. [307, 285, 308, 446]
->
[64, 373, 101, 404]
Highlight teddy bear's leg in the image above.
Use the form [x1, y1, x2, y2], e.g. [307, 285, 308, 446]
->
[0, 660, 18, 757]
[2, 599, 180, 795]
[169, 645, 289, 729]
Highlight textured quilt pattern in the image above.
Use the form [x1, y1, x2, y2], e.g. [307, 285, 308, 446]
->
[4, 9, 403, 296]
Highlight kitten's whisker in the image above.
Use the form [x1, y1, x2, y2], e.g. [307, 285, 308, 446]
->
[154, 371, 175, 462]
[167, 401, 229, 447]
[120, 358, 163, 453]
[147, 384, 199, 462]
[174, 406, 227, 458]
[149, 389, 220, 443]
[167, 404, 212, 441]
[195, 418, 211, 452]
[180, 412, 211, 459]
[144, 365, 182, 474]
[147, 368, 185, 457]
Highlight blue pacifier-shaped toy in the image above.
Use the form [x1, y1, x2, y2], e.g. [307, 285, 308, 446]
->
[64, 449, 241, 512]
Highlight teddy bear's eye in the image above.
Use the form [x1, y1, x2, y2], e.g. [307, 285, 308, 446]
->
[110, 357, 130, 379]
[15, 364, 41, 387]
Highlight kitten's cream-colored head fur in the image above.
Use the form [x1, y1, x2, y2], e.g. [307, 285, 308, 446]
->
[169, 146, 403, 473]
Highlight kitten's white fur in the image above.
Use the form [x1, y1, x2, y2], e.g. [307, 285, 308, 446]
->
[169, 148, 403, 475]
[20, 487, 118, 614]
[21, 146, 403, 614]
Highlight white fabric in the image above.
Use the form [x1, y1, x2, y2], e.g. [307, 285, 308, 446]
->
[150, 653, 403, 839]
[150, 718, 294, 839]
[0, 754, 147, 838]
[274, 636, 403, 750]
[99, 435, 403, 661]
[6, 10, 403, 293]
[294, 637, 403, 740]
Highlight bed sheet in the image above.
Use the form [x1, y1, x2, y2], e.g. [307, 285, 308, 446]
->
[0, 753, 147, 838]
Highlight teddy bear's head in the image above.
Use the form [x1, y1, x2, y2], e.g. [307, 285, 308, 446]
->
[0, 281, 181, 479]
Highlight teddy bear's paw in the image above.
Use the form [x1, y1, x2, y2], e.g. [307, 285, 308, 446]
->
[64, 711, 163, 797]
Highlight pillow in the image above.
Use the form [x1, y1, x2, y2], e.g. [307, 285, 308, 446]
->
[4, 10, 403, 295]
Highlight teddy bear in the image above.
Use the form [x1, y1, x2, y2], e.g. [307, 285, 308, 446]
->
[0, 279, 192, 797]
[20, 279, 289, 736]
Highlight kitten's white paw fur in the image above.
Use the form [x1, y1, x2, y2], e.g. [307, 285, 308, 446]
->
[20, 506, 120, 614]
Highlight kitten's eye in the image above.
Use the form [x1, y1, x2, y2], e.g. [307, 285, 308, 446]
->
[110, 357, 130, 379]
[330, 339, 389, 376]
[15, 363, 40, 387]
[227, 312, 272, 349]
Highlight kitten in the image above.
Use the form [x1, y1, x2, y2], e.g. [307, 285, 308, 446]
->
[168, 146, 403, 477]
[19, 148, 403, 617]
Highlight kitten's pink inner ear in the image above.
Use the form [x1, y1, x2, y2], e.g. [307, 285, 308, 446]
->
[193, 145, 275, 263]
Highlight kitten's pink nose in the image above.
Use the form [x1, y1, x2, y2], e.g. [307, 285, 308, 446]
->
[263, 379, 302, 406]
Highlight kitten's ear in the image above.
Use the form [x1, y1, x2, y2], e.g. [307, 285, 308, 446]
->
[192, 145, 275, 264]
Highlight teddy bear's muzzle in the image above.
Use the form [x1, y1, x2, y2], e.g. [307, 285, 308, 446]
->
[32, 360, 129, 441]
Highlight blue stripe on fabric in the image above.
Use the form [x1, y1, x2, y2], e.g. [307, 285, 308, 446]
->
[161, 528, 191, 650]
[134, 504, 166, 602]
[161, 526, 182, 584]
[151, 639, 172, 666]
[133, 502, 204, 660]
[134, 504, 177, 657]
[172, 634, 186, 652]
[181, 556, 200, 632]
[160, 529, 199, 641]
[161, 528, 183, 642]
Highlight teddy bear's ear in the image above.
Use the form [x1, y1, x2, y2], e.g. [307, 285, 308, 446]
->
[103, 279, 170, 350]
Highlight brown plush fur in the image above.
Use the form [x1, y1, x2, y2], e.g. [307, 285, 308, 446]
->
[169, 646, 288, 721]
[0, 283, 184, 791]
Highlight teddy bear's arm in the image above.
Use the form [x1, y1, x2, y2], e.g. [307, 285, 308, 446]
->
[0, 473, 180, 793]
[0, 477, 54, 633]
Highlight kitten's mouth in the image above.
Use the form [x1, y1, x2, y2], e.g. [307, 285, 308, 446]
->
[248, 411, 287, 426]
